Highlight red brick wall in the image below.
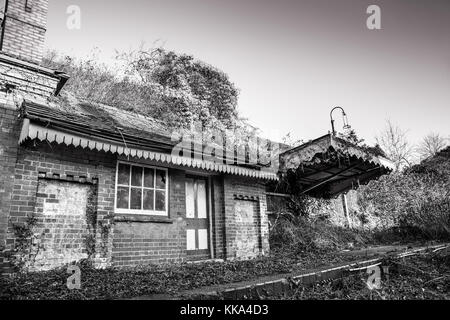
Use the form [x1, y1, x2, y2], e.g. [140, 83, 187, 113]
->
[1, 0, 48, 63]
[0, 104, 20, 274]
[211, 175, 226, 259]
[112, 169, 187, 267]
[4, 138, 210, 270]
[28, 179, 97, 271]
[223, 175, 269, 259]
[111, 172, 271, 266]
[4, 140, 226, 269]
[1, 118, 271, 272]
[5, 139, 117, 271]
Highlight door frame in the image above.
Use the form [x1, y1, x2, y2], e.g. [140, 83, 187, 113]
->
[185, 174, 214, 259]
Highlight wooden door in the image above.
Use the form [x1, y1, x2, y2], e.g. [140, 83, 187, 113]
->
[185, 177, 210, 260]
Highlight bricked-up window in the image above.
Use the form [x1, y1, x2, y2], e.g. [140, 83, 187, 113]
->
[115, 162, 168, 216]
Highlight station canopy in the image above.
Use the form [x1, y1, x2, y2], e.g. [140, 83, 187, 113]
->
[279, 133, 395, 198]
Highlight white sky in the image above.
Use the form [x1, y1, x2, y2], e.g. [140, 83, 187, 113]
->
[44, 0, 450, 146]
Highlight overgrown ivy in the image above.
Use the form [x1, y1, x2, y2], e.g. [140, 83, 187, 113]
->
[8, 214, 39, 271]
[83, 187, 98, 257]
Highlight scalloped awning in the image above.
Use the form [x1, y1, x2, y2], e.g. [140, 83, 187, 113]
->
[19, 119, 278, 181]
[279, 133, 394, 197]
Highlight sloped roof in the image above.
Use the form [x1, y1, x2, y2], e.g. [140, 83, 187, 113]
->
[22, 98, 175, 152]
[279, 134, 394, 197]
[19, 97, 279, 180]
[280, 134, 394, 171]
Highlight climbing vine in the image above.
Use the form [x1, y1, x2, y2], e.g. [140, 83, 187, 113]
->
[8, 214, 39, 271]
[83, 185, 114, 258]
[83, 187, 98, 257]
[98, 219, 112, 257]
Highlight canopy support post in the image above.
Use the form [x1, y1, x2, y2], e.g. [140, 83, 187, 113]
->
[341, 193, 351, 228]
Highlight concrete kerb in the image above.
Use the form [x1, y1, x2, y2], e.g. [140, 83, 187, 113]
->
[187, 243, 450, 300]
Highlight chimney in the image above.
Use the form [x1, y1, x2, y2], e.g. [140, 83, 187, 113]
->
[0, 0, 68, 99]
[0, 0, 49, 64]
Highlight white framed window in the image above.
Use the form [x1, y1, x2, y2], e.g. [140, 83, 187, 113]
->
[114, 161, 168, 216]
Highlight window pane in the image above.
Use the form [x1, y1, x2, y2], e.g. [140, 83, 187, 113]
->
[130, 188, 142, 209]
[117, 163, 130, 185]
[131, 166, 143, 186]
[144, 168, 154, 188]
[155, 190, 166, 211]
[186, 229, 196, 250]
[143, 189, 154, 210]
[185, 179, 195, 218]
[198, 229, 208, 249]
[155, 170, 166, 189]
[116, 187, 129, 209]
[197, 180, 207, 219]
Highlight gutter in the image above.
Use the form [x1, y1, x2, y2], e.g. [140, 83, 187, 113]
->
[54, 71, 69, 96]
[0, 53, 70, 96]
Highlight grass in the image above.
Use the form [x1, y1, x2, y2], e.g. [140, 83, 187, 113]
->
[1, 214, 447, 300]
[0, 246, 372, 300]
[277, 250, 450, 300]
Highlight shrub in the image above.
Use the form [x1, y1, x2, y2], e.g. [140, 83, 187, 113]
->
[269, 214, 372, 254]
[358, 149, 450, 240]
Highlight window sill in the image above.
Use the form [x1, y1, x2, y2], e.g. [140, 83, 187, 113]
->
[113, 214, 173, 223]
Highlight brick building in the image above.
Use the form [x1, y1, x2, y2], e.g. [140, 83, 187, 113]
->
[0, 1, 393, 274]
[0, 0, 279, 273]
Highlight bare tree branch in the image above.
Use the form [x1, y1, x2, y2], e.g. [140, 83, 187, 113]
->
[375, 120, 415, 171]
[416, 132, 448, 160]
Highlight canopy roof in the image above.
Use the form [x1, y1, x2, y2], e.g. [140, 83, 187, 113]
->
[279, 134, 394, 198]
[17, 99, 393, 187]
[18, 99, 278, 180]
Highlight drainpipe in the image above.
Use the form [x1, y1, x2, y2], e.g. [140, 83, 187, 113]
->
[208, 176, 214, 259]
[341, 193, 351, 228]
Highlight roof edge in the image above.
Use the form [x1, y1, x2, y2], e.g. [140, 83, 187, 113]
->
[19, 121, 279, 181]
[0, 53, 70, 96]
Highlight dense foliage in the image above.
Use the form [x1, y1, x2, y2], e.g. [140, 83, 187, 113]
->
[270, 146, 450, 244]
[43, 47, 240, 130]
[118, 48, 239, 129]
[357, 147, 450, 239]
